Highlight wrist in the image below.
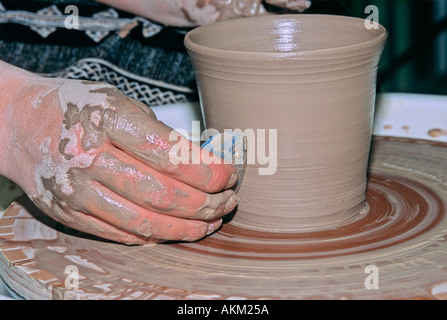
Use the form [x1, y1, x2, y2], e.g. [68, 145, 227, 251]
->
[0, 60, 40, 102]
[0, 61, 62, 193]
[0, 62, 34, 176]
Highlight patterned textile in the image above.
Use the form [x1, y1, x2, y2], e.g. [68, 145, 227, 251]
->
[0, 0, 198, 106]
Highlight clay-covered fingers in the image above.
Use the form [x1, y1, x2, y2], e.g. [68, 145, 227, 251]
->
[63, 177, 224, 244]
[48, 201, 158, 245]
[104, 99, 238, 193]
[88, 147, 238, 221]
[56, 205, 222, 246]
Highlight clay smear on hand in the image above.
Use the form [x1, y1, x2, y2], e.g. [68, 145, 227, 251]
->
[34, 81, 114, 205]
[30, 81, 165, 242]
[177, 0, 311, 26]
[35, 81, 164, 241]
[180, 0, 267, 25]
[30, 82, 133, 241]
[29, 80, 236, 244]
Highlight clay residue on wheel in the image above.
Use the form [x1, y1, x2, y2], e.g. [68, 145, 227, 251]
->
[2, 136, 447, 300]
[428, 128, 447, 138]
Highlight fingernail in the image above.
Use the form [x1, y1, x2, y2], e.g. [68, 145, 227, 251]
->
[207, 219, 222, 235]
[226, 172, 238, 189]
[224, 193, 237, 213]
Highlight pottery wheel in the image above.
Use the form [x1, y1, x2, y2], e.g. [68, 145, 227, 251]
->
[1, 136, 446, 300]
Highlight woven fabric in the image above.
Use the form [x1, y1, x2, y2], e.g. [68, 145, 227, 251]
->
[0, 0, 198, 106]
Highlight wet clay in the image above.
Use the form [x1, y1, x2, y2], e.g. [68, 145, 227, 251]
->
[429, 128, 447, 138]
[1, 136, 446, 299]
[185, 15, 387, 231]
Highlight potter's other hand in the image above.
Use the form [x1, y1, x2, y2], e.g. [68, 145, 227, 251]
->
[0, 61, 238, 245]
[95, 0, 311, 27]
[264, 0, 311, 12]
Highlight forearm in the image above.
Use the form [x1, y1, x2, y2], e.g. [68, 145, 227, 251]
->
[0, 61, 37, 116]
[0, 61, 63, 191]
[0, 61, 36, 179]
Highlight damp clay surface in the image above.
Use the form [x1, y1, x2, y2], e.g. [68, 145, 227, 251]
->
[1, 136, 447, 300]
[185, 14, 388, 231]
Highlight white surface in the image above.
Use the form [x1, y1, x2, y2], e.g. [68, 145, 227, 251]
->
[150, 101, 203, 143]
[0, 92, 446, 300]
[374, 93, 447, 142]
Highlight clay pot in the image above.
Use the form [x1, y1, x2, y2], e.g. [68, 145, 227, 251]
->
[185, 14, 387, 232]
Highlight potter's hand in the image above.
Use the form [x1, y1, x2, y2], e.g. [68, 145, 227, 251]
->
[264, 0, 312, 11]
[0, 62, 238, 245]
[95, 0, 311, 27]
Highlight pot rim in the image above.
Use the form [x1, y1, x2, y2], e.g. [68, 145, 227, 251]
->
[184, 14, 388, 60]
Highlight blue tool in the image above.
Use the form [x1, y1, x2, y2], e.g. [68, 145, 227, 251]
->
[201, 132, 247, 192]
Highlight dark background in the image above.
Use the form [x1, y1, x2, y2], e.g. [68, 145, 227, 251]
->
[1, 0, 446, 95]
[302, 0, 447, 95]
